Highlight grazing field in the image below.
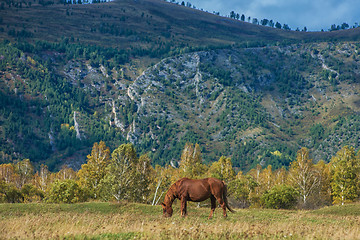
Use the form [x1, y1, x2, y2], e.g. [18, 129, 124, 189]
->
[1, 202, 360, 239]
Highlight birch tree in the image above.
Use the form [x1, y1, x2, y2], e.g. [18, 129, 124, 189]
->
[100, 143, 138, 201]
[14, 159, 34, 188]
[314, 160, 331, 206]
[151, 164, 177, 205]
[33, 164, 52, 192]
[208, 156, 235, 182]
[288, 147, 320, 207]
[0, 163, 15, 184]
[56, 165, 77, 180]
[179, 143, 207, 178]
[259, 165, 274, 191]
[134, 154, 154, 203]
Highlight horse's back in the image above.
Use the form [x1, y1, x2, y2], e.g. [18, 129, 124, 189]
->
[206, 177, 224, 186]
[178, 177, 224, 188]
[176, 178, 211, 201]
[176, 178, 225, 201]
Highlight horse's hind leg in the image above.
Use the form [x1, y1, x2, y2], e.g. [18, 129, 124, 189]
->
[208, 195, 216, 219]
[214, 195, 227, 218]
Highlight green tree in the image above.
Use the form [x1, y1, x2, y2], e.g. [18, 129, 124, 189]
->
[134, 154, 154, 203]
[208, 156, 235, 182]
[261, 19, 269, 26]
[100, 143, 139, 201]
[78, 141, 111, 198]
[228, 171, 255, 208]
[330, 146, 359, 205]
[179, 143, 207, 178]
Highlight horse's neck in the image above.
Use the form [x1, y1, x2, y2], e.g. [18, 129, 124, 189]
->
[165, 184, 177, 205]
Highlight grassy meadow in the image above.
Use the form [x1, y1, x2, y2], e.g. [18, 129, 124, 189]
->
[1, 202, 360, 239]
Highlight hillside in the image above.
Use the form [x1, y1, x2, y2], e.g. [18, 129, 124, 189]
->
[2, 0, 360, 48]
[1, 0, 360, 170]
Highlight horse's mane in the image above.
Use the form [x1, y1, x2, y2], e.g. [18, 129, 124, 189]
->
[164, 182, 178, 204]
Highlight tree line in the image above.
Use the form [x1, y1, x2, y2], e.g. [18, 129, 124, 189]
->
[164, 0, 359, 32]
[1, 141, 360, 210]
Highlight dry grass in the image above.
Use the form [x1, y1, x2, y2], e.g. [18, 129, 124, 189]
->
[1, 202, 360, 239]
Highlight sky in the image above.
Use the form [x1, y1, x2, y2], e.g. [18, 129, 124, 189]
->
[187, 0, 360, 31]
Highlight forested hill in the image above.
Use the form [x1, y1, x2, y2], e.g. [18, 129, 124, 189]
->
[1, 0, 360, 171]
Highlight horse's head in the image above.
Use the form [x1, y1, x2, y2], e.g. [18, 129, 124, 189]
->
[161, 202, 173, 217]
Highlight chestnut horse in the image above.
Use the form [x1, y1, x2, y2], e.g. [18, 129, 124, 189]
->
[161, 177, 234, 219]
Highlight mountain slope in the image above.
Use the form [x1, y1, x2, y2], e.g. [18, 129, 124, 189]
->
[1, 0, 360, 170]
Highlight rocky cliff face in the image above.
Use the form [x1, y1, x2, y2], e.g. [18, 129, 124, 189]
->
[58, 42, 360, 169]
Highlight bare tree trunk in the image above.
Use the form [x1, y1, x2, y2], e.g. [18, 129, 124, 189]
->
[155, 192, 165, 205]
[152, 178, 162, 205]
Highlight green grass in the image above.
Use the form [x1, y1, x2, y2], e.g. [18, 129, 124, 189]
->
[312, 202, 360, 216]
[1, 202, 360, 239]
[0, 202, 121, 216]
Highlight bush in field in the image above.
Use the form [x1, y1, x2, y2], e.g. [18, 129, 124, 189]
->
[21, 184, 44, 202]
[46, 179, 88, 203]
[261, 184, 298, 209]
[0, 181, 23, 203]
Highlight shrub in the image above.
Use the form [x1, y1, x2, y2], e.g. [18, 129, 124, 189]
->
[46, 179, 88, 203]
[261, 184, 298, 209]
[21, 184, 44, 202]
[0, 181, 23, 203]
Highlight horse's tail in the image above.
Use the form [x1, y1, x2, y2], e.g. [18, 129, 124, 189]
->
[222, 181, 235, 213]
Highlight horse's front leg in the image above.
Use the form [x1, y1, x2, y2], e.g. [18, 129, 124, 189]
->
[181, 198, 187, 217]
